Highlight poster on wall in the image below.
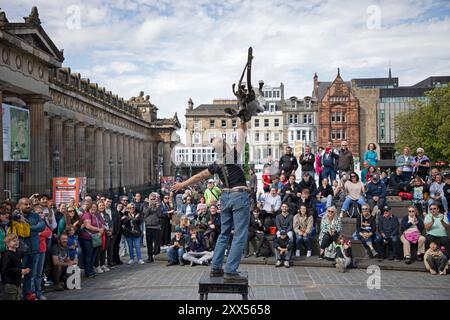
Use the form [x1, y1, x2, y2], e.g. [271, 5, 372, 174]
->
[2, 103, 30, 162]
[160, 176, 175, 193]
[53, 177, 81, 207]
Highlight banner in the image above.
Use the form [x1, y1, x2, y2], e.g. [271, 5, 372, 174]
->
[160, 176, 175, 193]
[53, 177, 81, 207]
[2, 103, 30, 161]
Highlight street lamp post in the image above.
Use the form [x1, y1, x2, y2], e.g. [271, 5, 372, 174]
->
[118, 157, 123, 196]
[12, 145, 21, 204]
[109, 157, 113, 199]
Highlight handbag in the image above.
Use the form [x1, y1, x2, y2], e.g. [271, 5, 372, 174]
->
[89, 215, 102, 248]
[404, 228, 420, 244]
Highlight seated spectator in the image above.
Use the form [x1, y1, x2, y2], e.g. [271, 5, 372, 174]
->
[274, 230, 292, 268]
[424, 203, 449, 258]
[293, 205, 314, 257]
[376, 206, 400, 261]
[297, 172, 318, 198]
[365, 165, 377, 183]
[182, 226, 213, 266]
[203, 205, 220, 251]
[51, 233, 76, 291]
[271, 175, 284, 194]
[280, 174, 288, 187]
[424, 241, 448, 275]
[262, 166, 272, 193]
[259, 187, 281, 221]
[341, 172, 365, 218]
[282, 174, 299, 202]
[275, 203, 294, 240]
[387, 167, 408, 196]
[444, 174, 450, 213]
[400, 206, 425, 264]
[335, 235, 354, 272]
[180, 196, 197, 221]
[245, 208, 265, 258]
[179, 215, 190, 238]
[360, 161, 369, 184]
[429, 174, 448, 214]
[355, 204, 379, 258]
[297, 188, 316, 219]
[0, 233, 30, 300]
[204, 179, 221, 207]
[406, 176, 429, 216]
[193, 205, 209, 232]
[317, 178, 334, 209]
[412, 147, 430, 182]
[196, 197, 208, 215]
[366, 174, 387, 216]
[332, 179, 345, 202]
[380, 170, 389, 186]
[167, 227, 187, 266]
[319, 206, 342, 259]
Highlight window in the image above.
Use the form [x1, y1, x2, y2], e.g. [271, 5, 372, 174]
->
[302, 130, 306, 141]
[265, 133, 270, 142]
[296, 131, 301, 140]
[289, 114, 298, 124]
[380, 127, 385, 140]
[209, 120, 215, 128]
[269, 103, 276, 112]
[331, 112, 345, 122]
[331, 129, 346, 140]
[221, 119, 227, 128]
[194, 120, 200, 130]
[303, 114, 308, 124]
[264, 119, 269, 127]
[231, 132, 238, 144]
[274, 118, 280, 127]
[254, 119, 260, 127]
[308, 114, 313, 123]
[380, 110, 385, 123]
[193, 133, 200, 145]
[255, 132, 260, 142]
[268, 91, 272, 98]
[274, 132, 280, 142]
[232, 119, 237, 128]
[290, 131, 294, 141]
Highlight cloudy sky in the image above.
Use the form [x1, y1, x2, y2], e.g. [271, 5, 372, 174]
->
[3, 0, 450, 141]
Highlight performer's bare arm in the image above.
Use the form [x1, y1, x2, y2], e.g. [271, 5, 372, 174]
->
[171, 169, 211, 192]
[235, 121, 248, 154]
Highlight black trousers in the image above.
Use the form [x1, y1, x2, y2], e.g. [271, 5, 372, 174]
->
[320, 233, 339, 249]
[246, 231, 265, 254]
[112, 231, 122, 264]
[146, 228, 161, 260]
[427, 255, 448, 272]
[160, 216, 171, 246]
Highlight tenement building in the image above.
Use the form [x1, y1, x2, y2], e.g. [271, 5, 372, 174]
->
[0, 7, 180, 199]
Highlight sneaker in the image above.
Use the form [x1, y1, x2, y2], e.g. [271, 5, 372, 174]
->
[38, 295, 47, 300]
[44, 279, 54, 287]
[101, 265, 110, 272]
[370, 248, 378, 257]
[202, 260, 209, 266]
[127, 259, 136, 265]
[439, 270, 446, 275]
[95, 266, 104, 273]
[138, 259, 145, 265]
[284, 260, 290, 268]
[275, 260, 282, 267]
[224, 273, 248, 283]
[306, 250, 312, 257]
[405, 255, 412, 264]
[295, 250, 300, 257]
[210, 268, 224, 277]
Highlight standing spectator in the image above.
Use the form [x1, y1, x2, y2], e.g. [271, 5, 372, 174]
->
[444, 174, 450, 213]
[299, 145, 315, 178]
[376, 206, 400, 261]
[51, 233, 76, 290]
[57, 205, 80, 236]
[319, 206, 342, 259]
[424, 241, 448, 275]
[55, 203, 66, 226]
[319, 141, 338, 183]
[363, 143, 378, 167]
[245, 208, 265, 257]
[366, 174, 387, 215]
[34, 205, 52, 300]
[273, 230, 292, 268]
[259, 187, 281, 221]
[341, 172, 365, 217]
[104, 198, 116, 268]
[413, 147, 431, 181]
[1, 234, 30, 300]
[396, 147, 414, 182]
[317, 178, 334, 209]
[293, 205, 314, 257]
[279, 146, 299, 176]
[203, 204, 221, 251]
[424, 203, 449, 258]
[160, 194, 174, 246]
[204, 179, 221, 207]
[182, 226, 213, 266]
[337, 141, 354, 175]
[429, 174, 448, 214]
[97, 201, 111, 273]
[167, 227, 187, 266]
[122, 203, 144, 265]
[79, 203, 104, 278]
[275, 203, 294, 240]
[143, 194, 162, 263]
[180, 196, 197, 222]
[297, 172, 318, 197]
[262, 166, 272, 193]
[355, 204, 378, 258]
[315, 146, 324, 179]
[111, 202, 124, 266]
[249, 169, 258, 209]
[400, 206, 425, 264]
[0, 209, 9, 254]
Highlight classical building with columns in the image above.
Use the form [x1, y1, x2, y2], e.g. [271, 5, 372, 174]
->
[0, 7, 180, 200]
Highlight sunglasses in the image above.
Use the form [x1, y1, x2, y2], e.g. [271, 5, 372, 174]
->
[67, 210, 74, 212]
[327, 210, 335, 213]
[362, 208, 369, 211]
[408, 210, 416, 213]
[350, 175, 356, 178]
[150, 199, 156, 201]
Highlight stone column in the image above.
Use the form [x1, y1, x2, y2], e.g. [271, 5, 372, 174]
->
[123, 135, 130, 189]
[110, 133, 118, 190]
[103, 130, 111, 192]
[0, 90, 4, 200]
[117, 134, 124, 192]
[63, 120, 76, 177]
[23, 95, 50, 195]
[130, 138, 136, 187]
[139, 140, 144, 185]
[75, 123, 87, 178]
[85, 126, 96, 191]
[94, 128, 104, 192]
[43, 114, 51, 195]
[163, 142, 172, 177]
[50, 116, 64, 178]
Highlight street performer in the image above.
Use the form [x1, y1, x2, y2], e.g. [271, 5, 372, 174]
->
[172, 121, 249, 282]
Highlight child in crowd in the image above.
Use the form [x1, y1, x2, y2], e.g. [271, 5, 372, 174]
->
[335, 235, 354, 273]
[0, 233, 30, 300]
[66, 226, 79, 262]
[424, 241, 448, 275]
[273, 230, 292, 268]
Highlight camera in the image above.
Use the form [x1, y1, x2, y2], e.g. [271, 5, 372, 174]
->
[11, 210, 23, 221]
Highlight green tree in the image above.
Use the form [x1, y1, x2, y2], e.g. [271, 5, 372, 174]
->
[395, 86, 450, 162]
[243, 142, 250, 180]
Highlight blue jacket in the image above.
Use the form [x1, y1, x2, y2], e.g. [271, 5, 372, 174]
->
[24, 211, 46, 254]
[186, 233, 207, 252]
[400, 216, 424, 234]
[181, 204, 197, 220]
[364, 150, 378, 166]
[366, 181, 387, 199]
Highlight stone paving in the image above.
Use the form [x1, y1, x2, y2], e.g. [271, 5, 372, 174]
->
[45, 261, 450, 300]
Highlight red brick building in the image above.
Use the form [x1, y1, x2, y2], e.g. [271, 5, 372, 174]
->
[315, 69, 360, 156]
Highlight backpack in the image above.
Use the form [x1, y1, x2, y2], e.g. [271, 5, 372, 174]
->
[324, 242, 337, 260]
[259, 240, 273, 257]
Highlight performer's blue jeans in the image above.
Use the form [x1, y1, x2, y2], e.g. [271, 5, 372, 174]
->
[211, 191, 250, 274]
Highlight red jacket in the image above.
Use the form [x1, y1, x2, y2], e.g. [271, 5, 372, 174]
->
[39, 226, 52, 253]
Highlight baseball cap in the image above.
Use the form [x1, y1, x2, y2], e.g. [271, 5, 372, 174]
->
[279, 230, 287, 236]
[208, 179, 215, 183]
[175, 226, 182, 233]
[383, 205, 391, 212]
